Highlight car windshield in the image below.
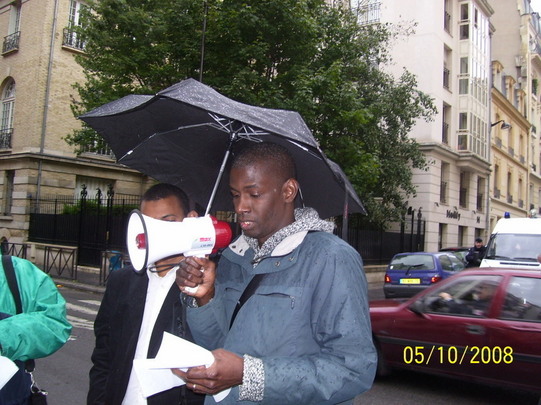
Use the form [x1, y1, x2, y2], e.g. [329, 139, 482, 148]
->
[485, 234, 541, 262]
[390, 254, 435, 270]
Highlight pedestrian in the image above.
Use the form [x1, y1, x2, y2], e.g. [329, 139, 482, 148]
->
[465, 237, 486, 267]
[175, 142, 376, 404]
[0, 254, 72, 404]
[88, 183, 205, 405]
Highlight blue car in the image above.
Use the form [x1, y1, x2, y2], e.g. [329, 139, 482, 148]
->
[383, 252, 465, 298]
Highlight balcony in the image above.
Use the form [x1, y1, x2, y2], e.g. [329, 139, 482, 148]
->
[2, 32, 20, 54]
[0, 128, 12, 149]
[80, 143, 115, 159]
[62, 28, 85, 51]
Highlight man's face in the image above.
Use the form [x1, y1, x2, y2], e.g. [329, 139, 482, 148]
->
[140, 195, 186, 223]
[230, 161, 295, 246]
[475, 241, 483, 248]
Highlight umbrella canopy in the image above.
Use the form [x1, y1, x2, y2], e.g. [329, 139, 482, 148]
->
[80, 78, 366, 219]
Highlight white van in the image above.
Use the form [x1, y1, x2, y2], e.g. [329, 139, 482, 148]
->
[480, 218, 541, 269]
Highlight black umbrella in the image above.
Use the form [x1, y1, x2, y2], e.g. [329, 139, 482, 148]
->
[80, 78, 366, 219]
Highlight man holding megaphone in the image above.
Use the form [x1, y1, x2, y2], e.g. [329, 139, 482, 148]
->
[174, 142, 376, 404]
[88, 184, 206, 405]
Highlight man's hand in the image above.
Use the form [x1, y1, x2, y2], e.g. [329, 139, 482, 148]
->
[176, 256, 216, 305]
[172, 349, 244, 395]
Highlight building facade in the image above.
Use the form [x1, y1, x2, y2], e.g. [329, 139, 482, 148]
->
[360, 0, 541, 251]
[0, 0, 150, 249]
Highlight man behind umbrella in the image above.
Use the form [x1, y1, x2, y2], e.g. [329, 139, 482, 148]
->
[88, 183, 205, 405]
[175, 142, 376, 404]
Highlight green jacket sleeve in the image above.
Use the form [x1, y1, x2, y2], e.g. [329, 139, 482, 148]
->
[0, 256, 72, 361]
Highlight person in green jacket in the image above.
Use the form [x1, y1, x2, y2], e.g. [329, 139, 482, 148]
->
[0, 255, 72, 403]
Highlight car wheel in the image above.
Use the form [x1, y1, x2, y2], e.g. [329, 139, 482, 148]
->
[374, 338, 391, 377]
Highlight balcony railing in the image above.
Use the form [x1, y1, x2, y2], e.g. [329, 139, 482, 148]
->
[0, 128, 12, 148]
[2, 31, 20, 54]
[357, 2, 381, 25]
[442, 122, 449, 144]
[494, 188, 500, 198]
[440, 181, 448, 204]
[80, 143, 114, 158]
[476, 193, 483, 211]
[508, 146, 514, 157]
[62, 28, 85, 51]
[443, 68, 450, 90]
[507, 194, 513, 204]
[444, 11, 451, 33]
[518, 199, 524, 208]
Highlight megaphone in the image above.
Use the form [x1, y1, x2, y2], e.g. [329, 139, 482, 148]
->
[127, 209, 233, 273]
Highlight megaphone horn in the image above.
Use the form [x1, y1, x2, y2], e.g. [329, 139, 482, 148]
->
[126, 209, 232, 273]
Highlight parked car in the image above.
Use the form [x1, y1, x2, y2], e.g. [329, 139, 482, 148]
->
[439, 246, 470, 264]
[371, 268, 541, 395]
[383, 252, 465, 298]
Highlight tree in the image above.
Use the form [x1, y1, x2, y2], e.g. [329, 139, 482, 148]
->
[68, 0, 436, 227]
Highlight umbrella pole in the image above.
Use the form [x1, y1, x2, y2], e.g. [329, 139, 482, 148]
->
[341, 191, 349, 241]
[204, 133, 237, 216]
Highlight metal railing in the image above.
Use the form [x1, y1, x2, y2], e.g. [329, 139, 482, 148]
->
[0, 128, 12, 149]
[0, 242, 28, 258]
[62, 27, 85, 51]
[2, 31, 19, 54]
[43, 245, 77, 280]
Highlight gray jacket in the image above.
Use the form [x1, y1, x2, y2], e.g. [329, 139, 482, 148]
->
[187, 230, 376, 404]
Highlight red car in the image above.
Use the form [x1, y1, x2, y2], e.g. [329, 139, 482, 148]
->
[370, 268, 541, 395]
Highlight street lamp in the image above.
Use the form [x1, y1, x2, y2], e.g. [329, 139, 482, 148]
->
[490, 120, 512, 130]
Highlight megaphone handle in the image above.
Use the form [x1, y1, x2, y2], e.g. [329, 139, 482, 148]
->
[182, 253, 205, 294]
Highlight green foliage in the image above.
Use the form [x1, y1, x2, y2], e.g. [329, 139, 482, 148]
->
[69, 0, 436, 228]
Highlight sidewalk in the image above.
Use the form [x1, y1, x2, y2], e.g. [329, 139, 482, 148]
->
[53, 267, 106, 295]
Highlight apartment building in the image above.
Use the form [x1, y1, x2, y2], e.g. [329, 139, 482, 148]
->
[490, 1, 541, 227]
[358, 0, 541, 251]
[0, 0, 149, 246]
[365, 0, 493, 251]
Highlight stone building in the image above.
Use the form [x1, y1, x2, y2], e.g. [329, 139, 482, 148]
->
[0, 0, 150, 251]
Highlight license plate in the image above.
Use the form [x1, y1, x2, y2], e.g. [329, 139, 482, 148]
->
[400, 278, 420, 284]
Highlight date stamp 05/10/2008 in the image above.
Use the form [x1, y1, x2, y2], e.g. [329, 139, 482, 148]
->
[403, 346, 514, 365]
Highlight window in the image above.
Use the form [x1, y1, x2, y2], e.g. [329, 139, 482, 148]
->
[2, 3, 21, 54]
[425, 275, 502, 317]
[476, 177, 485, 212]
[501, 277, 541, 322]
[0, 79, 15, 149]
[440, 162, 450, 204]
[2, 170, 14, 216]
[63, 1, 86, 50]
[459, 171, 469, 208]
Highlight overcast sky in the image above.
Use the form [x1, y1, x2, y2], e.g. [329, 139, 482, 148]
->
[530, 0, 541, 14]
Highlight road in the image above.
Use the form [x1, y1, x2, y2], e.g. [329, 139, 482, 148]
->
[33, 285, 539, 405]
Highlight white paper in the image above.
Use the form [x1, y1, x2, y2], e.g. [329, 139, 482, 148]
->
[0, 356, 19, 390]
[133, 332, 230, 402]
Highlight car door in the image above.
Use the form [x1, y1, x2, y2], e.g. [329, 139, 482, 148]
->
[483, 275, 541, 392]
[386, 274, 504, 379]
